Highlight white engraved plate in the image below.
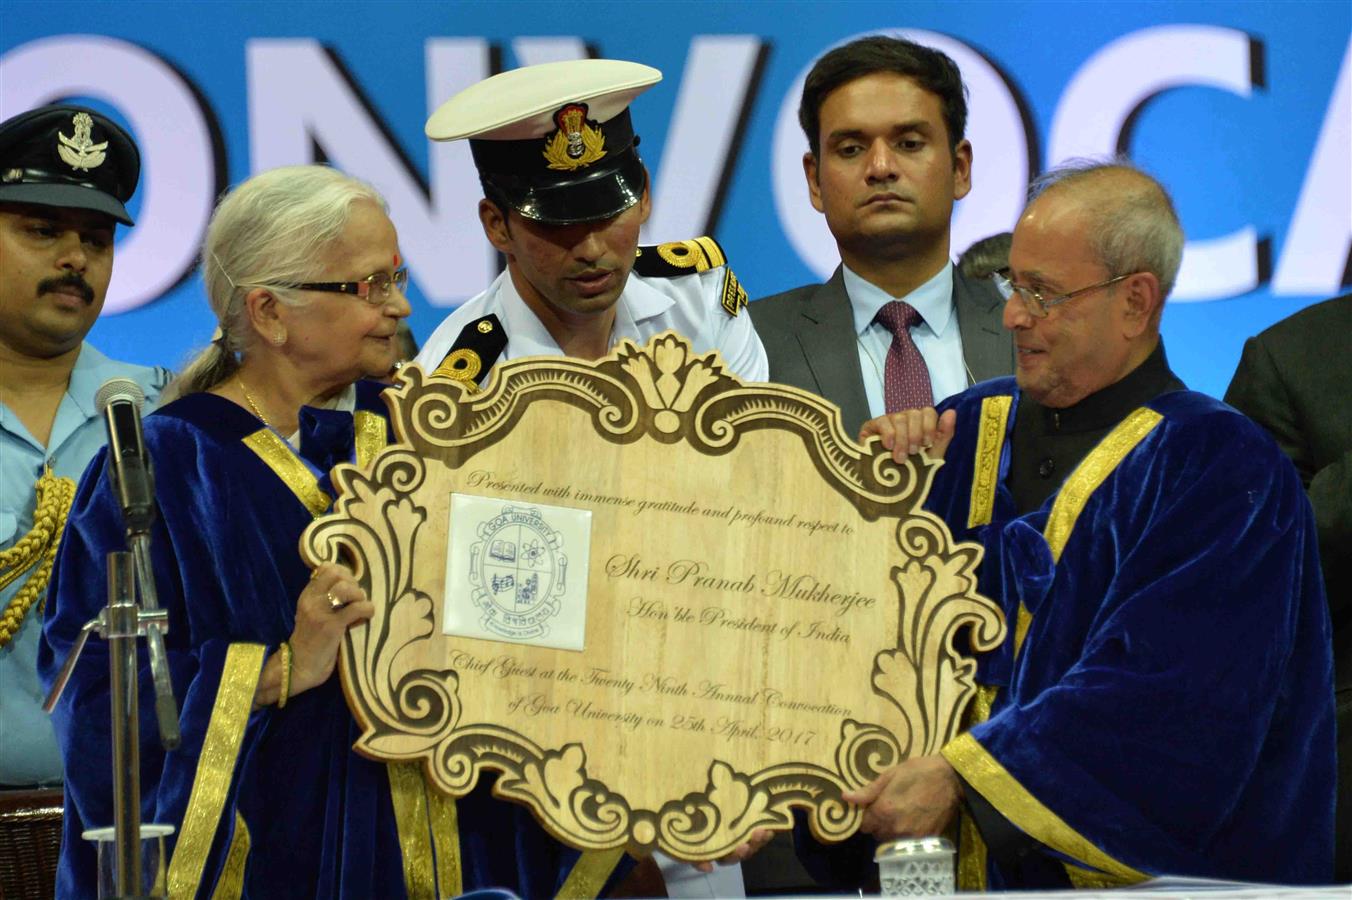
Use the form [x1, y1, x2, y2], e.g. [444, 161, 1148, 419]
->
[443, 492, 592, 651]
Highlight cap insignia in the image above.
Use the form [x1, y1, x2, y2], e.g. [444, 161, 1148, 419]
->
[542, 103, 606, 172]
[57, 112, 108, 172]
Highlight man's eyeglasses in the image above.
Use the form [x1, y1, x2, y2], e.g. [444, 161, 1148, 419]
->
[284, 267, 409, 304]
[991, 267, 1131, 318]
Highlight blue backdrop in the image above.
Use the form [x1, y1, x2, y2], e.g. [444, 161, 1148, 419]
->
[4, 0, 1348, 398]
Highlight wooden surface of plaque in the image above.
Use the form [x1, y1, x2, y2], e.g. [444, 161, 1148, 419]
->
[302, 332, 1005, 861]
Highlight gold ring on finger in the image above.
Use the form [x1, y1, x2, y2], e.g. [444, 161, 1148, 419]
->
[327, 591, 345, 612]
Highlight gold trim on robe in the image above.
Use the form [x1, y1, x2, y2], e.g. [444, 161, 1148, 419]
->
[241, 429, 330, 518]
[168, 643, 266, 898]
[957, 812, 989, 892]
[955, 682, 1000, 890]
[1043, 408, 1163, 564]
[1012, 407, 1161, 660]
[967, 395, 1013, 529]
[954, 404, 1162, 883]
[386, 762, 440, 899]
[170, 406, 399, 896]
[427, 782, 462, 896]
[1066, 861, 1139, 889]
[555, 848, 627, 899]
[208, 812, 251, 900]
[353, 410, 388, 467]
[955, 394, 1011, 889]
[943, 730, 1148, 883]
[1012, 603, 1033, 660]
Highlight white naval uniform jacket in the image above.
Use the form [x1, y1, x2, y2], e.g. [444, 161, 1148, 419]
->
[415, 265, 768, 383]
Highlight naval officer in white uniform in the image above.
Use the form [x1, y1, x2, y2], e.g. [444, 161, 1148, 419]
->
[415, 57, 768, 899]
[415, 58, 765, 388]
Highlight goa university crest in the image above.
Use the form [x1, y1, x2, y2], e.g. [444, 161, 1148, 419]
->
[468, 505, 569, 640]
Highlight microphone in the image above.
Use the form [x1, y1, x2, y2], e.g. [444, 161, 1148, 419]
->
[94, 377, 181, 749]
[95, 378, 154, 536]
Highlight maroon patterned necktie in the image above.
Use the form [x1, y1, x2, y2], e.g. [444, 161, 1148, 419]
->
[876, 300, 933, 412]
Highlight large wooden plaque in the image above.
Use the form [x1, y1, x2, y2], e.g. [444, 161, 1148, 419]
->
[302, 333, 1005, 862]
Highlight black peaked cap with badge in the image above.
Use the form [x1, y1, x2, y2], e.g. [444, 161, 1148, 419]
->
[0, 104, 140, 225]
[426, 59, 661, 225]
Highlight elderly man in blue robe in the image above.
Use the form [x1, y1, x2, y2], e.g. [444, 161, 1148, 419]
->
[804, 160, 1335, 889]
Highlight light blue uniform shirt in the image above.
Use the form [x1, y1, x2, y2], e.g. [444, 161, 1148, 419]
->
[0, 344, 168, 786]
[843, 262, 971, 416]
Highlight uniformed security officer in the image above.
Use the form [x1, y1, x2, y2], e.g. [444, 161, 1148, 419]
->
[0, 103, 168, 896]
[414, 58, 767, 390]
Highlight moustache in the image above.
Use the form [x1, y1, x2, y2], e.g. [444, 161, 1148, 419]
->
[38, 274, 95, 305]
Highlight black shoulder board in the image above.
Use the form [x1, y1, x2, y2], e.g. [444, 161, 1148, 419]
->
[432, 314, 507, 390]
[632, 236, 728, 278]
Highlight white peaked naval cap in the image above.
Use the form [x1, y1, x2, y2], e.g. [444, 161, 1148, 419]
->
[425, 58, 661, 141]
[426, 59, 663, 224]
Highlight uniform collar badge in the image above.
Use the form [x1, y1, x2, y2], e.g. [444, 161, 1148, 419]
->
[542, 102, 606, 172]
[57, 111, 109, 172]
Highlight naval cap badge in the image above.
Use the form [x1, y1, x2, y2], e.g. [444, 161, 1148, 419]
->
[542, 102, 606, 172]
[57, 112, 109, 172]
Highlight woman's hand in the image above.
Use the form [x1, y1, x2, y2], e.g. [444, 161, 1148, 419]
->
[253, 563, 374, 708]
[288, 563, 374, 695]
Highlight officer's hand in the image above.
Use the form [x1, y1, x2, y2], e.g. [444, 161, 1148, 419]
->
[859, 408, 957, 463]
[691, 828, 773, 873]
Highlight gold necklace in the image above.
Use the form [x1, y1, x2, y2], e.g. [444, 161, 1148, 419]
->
[236, 377, 273, 429]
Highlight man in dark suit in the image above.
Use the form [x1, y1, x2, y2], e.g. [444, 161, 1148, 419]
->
[1225, 294, 1352, 882]
[746, 37, 1013, 894]
[751, 36, 1013, 438]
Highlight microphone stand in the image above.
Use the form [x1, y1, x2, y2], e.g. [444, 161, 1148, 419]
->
[45, 383, 182, 897]
[130, 532, 180, 753]
[46, 551, 169, 899]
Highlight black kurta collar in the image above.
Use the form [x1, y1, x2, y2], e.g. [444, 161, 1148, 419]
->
[1035, 341, 1184, 434]
[1008, 341, 1185, 514]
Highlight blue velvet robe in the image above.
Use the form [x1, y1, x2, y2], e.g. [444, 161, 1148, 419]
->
[934, 380, 1336, 886]
[40, 385, 618, 899]
[800, 379, 1335, 888]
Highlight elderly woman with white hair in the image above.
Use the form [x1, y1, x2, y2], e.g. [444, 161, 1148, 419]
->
[39, 166, 618, 899]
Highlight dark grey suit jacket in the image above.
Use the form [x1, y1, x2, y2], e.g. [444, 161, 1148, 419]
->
[1225, 294, 1352, 881]
[749, 265, 1016, 436]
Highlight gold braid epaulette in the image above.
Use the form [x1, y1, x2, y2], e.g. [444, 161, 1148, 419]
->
[0, 468, 77, 647]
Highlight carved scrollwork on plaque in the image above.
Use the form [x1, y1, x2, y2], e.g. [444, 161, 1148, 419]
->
[309, 450, 461, 758]
[873, 515, 1007, 755]
[387, 334, 926, 519]
[304, 332, 1006, 861]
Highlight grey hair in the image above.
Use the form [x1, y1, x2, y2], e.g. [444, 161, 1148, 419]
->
[1028, 157, 1184, 301]
[957, 231, 1012, 280]
[163, 165, 387, 401]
